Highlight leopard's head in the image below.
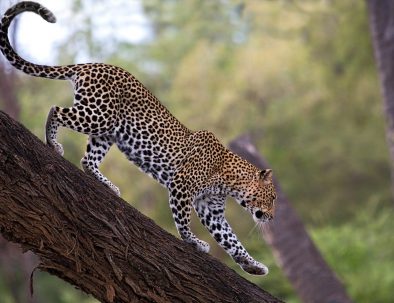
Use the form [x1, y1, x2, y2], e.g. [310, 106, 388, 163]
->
[237, 169, 277, 223]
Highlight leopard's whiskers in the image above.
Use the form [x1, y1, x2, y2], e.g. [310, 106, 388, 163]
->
[247, 222, 259, 238]
[258, 222, 268, 236]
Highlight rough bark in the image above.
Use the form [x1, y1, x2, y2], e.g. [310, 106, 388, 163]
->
[367, 0, 394, 200]
[0, 111, 282, 303]
[229, 135, 353, 303]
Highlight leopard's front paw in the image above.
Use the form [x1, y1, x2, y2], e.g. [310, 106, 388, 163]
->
[53, 142, 64, 156]
[196, 239, 210, 253]
[235, 256, 268, 275]
[109, 183, 121, 196]
[185, 238, 210, 253]
[47, 141, 64, 156]
[241, 260, 268, 275]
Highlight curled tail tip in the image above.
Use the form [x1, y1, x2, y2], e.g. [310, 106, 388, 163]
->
[44, 13, 56, 23]
[0, 1, 60, 78]
[37, 4, 57, 23]
[4, 2, 57, 23]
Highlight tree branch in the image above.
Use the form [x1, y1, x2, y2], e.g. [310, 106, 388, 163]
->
[0, 111, 282, 303]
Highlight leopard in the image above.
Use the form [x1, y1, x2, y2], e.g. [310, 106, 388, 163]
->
[0, 1, 277, 275]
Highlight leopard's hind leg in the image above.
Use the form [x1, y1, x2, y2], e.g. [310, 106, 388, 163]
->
[81, 135, 120, 196]
[45, 97, 117, 154]
[45, 102, 120, 195]
[46, 106, 65, 155]
[45, 105, 95, 155]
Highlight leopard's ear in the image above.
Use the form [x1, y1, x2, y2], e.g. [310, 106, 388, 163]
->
[259, 169, 273, 185]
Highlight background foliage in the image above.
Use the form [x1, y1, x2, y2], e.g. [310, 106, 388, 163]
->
[1, 0, 393, 302]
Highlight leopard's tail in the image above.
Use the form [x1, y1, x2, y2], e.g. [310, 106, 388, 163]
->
[0, 1, 74, 80]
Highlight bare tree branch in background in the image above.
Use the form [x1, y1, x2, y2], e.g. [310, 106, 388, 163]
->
[0, 0, 20, 120]
[368, 0, 394, 202]
[229, 134, 353, 303]
[0, 111, 282, 303]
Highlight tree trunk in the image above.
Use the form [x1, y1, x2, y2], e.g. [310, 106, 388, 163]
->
[367, 0, 394, 200]
[229, 135, 353, 303]
[0, 111, 282, 303]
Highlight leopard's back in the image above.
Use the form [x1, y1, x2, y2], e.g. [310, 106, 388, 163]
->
[114, 67, 192, 185]
[72, 63, 193, 186]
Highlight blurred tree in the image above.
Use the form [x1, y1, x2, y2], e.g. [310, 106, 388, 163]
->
[0, 0, 19, 119]
[368, 0, 394, 202]
[0, 56, 19, 119]
[0, 240, 38, 303]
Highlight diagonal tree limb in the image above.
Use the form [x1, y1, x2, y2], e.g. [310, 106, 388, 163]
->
[229, 134, 353, 303]
[0, 111, 282, 303]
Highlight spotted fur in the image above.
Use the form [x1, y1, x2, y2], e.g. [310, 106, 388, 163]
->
[0, 1, 278, 275]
